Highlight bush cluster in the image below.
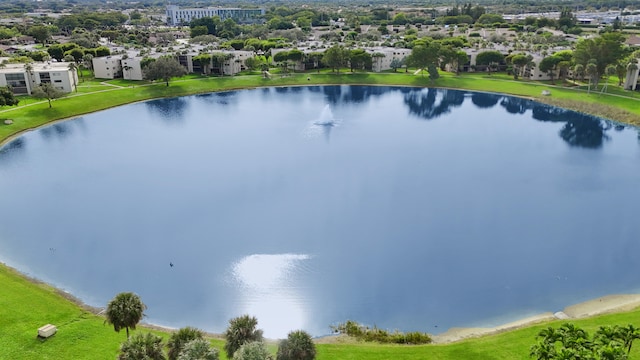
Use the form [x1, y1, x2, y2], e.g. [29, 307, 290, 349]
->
[331, 320, 432, 344]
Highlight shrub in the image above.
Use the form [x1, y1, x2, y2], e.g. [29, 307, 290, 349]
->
[331, 320, 431, 345]
[167, 327, 204, 360]
[177, 338, 219, 360]
[276, 330, 316, 360]
[234, 341, 272, 360]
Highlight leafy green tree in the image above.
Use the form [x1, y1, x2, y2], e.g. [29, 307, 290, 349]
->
[390, 58, 403, 72]
[234, 342, 271, 360]
[586, 62, 599, 92]
[177, 339, 219, 360]
[276, 330, 316, 360]
[539, 56, 560, 84]
[167, 327, 204, 360]
[31, 83, 65, 109]
[349, 49, 372, 72]
[558, 8, 577, 30]
[223, 315, 264, 359]
[190, 26, 208, 38]
[475, 50, 503, 75]
[143, 56, 187, 86]
[322, 45, 350, 73]
[28, 25, 50, 45]
[105, 292, 147, 338]
[193, 54, 212, 75]
[47, 44, 65, 62]
[244, 57, 261, 71]
[94, 46, 111, 57]
[573, 33, 625, 81]
[0, 86, 19, 108]
[407, 42, 441, 77]
[476, 13, 504, 24]
[190, 17, 220, 36]
[118, 332, 165, 360]
[392, 13, 409, 25]
[508, 54, 532, 80]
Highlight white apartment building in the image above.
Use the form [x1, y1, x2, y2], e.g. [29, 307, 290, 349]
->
[0, 62, 78, 95]
[121, 57, 144, 81]
[166, 5, 264, 26]
[624, 63, 640, 91]
[366, 47, 412, 72]
[92, 56, 123, 79]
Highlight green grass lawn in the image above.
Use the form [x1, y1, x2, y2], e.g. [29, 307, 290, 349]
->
[2, 262, 640, 359]
[1, 71, 639, 147]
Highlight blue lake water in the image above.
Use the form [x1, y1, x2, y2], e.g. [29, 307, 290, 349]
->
[1, 86, 639, 338]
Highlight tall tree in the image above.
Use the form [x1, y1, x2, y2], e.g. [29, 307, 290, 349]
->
[118, 332, 165, 360]
[28, 25, 50, 45]
[407, 41, 441, 77]
[105, 292, 147, 339]
[67, 63, 78, 93]
[143, 56, 187, 86]
[586, 62, 599, 92]
[31, 83, 65, 108]
[223, 315, 264, 359]
[538, 56, 560, 84]
[475, 50, 504, 75]
[322, 45, 350, 73]
[573, 33, 625, 82]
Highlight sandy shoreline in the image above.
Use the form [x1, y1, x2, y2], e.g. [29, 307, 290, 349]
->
[430, 294, 640, 344]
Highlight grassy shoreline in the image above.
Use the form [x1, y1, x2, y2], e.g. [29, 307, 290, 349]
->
[1, 71, 639, 148]
[2, 260, 640, 360]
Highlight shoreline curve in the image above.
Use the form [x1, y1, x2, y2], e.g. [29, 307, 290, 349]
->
[3, 261, 639, 342]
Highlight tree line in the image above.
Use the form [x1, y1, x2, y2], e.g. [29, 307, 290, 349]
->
[105, 292, 317, 360]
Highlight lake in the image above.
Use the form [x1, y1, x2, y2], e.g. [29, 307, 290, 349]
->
[1, 86, 639, 339]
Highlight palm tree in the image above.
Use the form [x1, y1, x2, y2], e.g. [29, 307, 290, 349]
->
[105, 292, 147, 339]
[617, 324, 640, 354]
[223, 315, 263, 359]
[601, 64, 617, 93]
[573, 64, 584, 82]
[67, 62, 78, 93]
[372, 52, 385, 72]
[118, 332, 165, 360]
[24, 62, 34, 89]
[537, 326, 562, 344]
[529, 341, 557, 360]
[586, 62, 598, 93]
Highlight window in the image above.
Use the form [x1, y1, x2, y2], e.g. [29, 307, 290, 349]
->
[54, 80, 62, 83]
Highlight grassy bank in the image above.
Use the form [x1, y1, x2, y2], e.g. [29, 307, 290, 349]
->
[2, 262, 640, 360]
[1, 71, 639, 147]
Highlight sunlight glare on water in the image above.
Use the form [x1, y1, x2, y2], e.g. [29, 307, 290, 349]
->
[230, 254, 312, 338]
